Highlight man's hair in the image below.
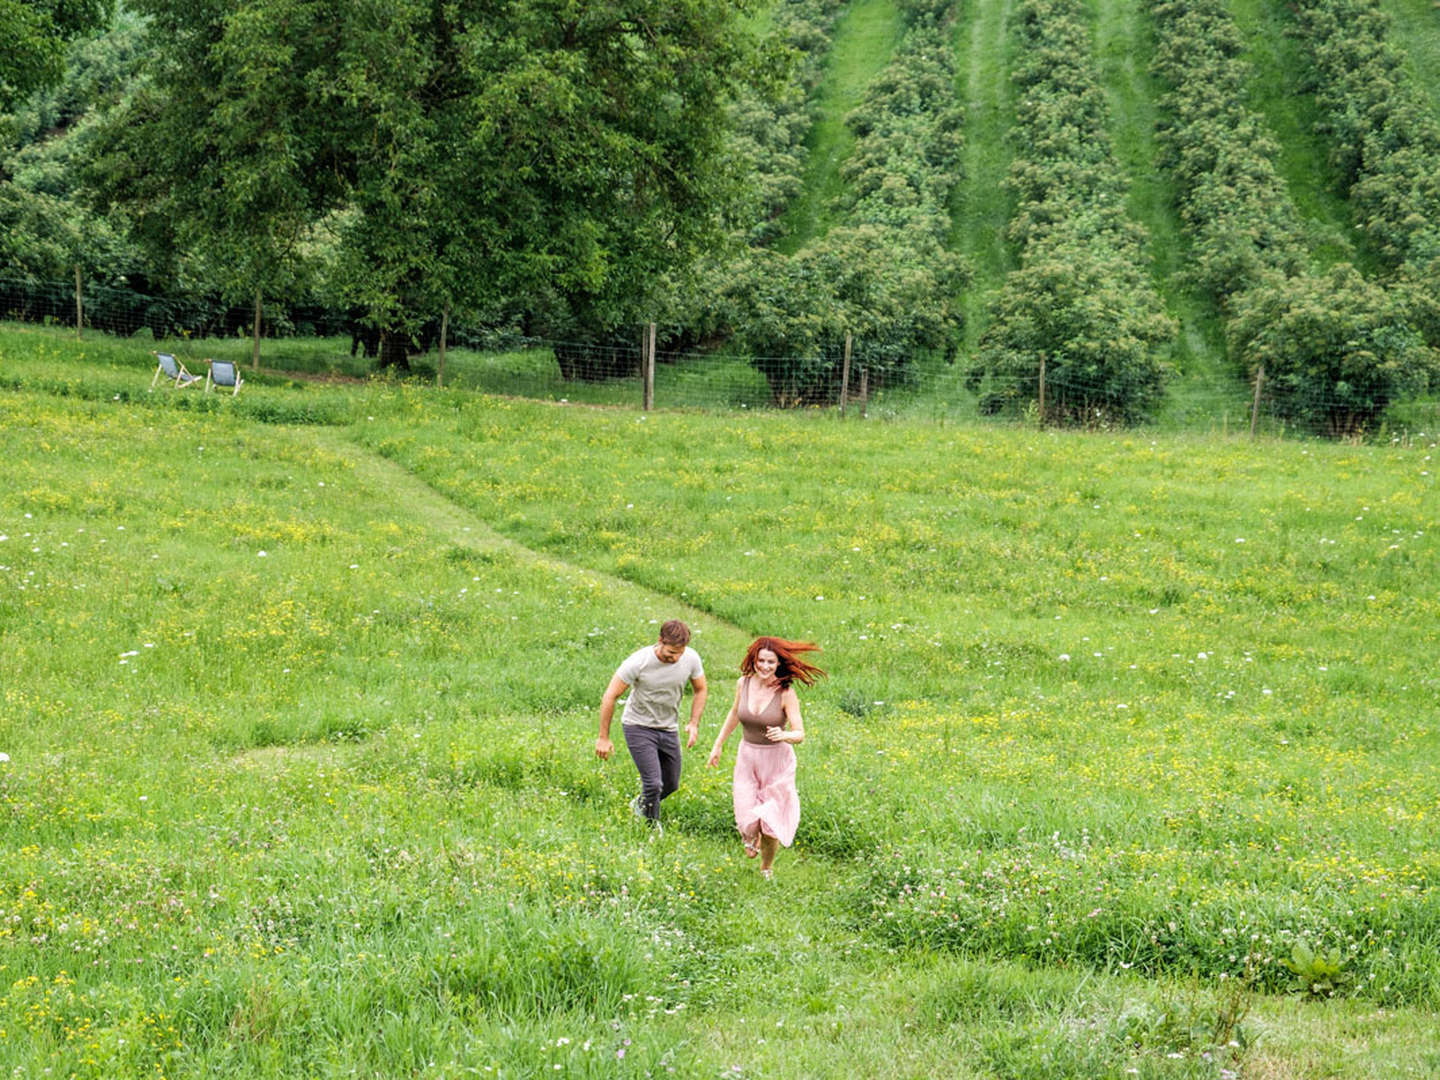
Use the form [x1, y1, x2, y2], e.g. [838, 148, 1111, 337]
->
[658, 619, 691, 646]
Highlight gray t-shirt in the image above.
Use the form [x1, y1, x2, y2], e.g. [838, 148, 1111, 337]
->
[616, 645, 704, 731]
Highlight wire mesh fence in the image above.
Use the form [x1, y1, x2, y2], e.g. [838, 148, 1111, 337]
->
[4, 271, 1438, 437]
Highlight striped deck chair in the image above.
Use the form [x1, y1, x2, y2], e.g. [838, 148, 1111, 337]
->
[149, 351, 202, 390]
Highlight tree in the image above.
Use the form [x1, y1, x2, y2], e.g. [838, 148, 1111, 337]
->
[97, 0, 757, 370]
[976, 228, 1175, 426]
[0, 0, 113, 109]
[1227, 265, 1436, 436]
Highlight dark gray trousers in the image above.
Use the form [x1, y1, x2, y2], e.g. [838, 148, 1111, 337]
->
[622, 724, 682, 821]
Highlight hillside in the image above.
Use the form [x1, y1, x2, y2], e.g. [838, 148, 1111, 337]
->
[1, 328, 1438, 1076]
[1, 0, 1438, 432]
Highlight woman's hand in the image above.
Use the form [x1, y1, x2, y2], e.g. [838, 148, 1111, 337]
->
[707, 746, 722, 768]
[764, 726, 789, 744]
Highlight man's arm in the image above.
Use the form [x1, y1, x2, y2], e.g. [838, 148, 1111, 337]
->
[685, 674, 708, 749]
[596, 674, 629, 760]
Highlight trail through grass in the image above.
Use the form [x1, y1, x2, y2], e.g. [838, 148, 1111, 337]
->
[776, 0, 906, 252]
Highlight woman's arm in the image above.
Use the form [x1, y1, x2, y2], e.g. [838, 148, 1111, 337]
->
[707, 680, 744, 767]
[766, 688, 804, 745]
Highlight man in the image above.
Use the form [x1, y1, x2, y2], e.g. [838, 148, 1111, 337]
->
[596, 619, 707, 830]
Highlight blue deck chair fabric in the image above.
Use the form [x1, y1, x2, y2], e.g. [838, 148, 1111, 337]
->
[206, 359, 244, 395]
[149, 351, 202, 390]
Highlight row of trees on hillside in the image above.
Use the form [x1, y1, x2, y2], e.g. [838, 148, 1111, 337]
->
[691, 0, 969, 405]
[1292, 0, 1440, 347]
[970, 0, 1175, 426]
[1148, 0, 1434, 437]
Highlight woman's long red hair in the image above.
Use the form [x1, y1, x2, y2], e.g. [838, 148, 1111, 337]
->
[741, 637, 826, 689]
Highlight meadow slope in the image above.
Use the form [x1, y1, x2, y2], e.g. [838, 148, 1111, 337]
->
[2, 329, 1438, 1076]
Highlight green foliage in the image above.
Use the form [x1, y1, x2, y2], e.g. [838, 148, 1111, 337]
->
[1290, 0, 1440, 347]
[1227, 263, 1437, 435]
[700, 0, 968, 405]
[0, 0, 113, 108]
[93, 0, 758, 365]
[1283, 940, 1348, 998]
[974, 0, 1174, 425]
[1148, 0, 1309, 305]
[978, 228, 1174, 425]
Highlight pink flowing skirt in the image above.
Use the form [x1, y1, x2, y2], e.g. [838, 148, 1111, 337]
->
[733, 740, 799, 847]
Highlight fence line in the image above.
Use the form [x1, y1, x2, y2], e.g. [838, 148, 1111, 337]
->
[3, 272, 1437, 435]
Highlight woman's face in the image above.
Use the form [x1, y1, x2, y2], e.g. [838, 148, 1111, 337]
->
[755, 648, 779, 681]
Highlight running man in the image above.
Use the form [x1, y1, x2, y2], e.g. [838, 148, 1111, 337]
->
[596, 619, 707, 829]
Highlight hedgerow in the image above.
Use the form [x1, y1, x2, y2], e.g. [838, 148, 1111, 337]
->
[973, 0, 1174, 426]
[1147, 0, 1307, 305]
[1290, 0, 1440, 347]
[694, 0, 969, 405]
[1147, 0, 1436, 436]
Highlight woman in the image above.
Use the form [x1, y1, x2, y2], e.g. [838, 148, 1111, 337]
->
[707, 637, 825, 880]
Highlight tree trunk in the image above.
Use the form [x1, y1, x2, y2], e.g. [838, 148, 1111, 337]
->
[251, 289, 263, 370]
[378, 329, 411, 371]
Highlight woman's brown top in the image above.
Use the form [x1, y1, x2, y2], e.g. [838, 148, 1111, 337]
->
[737, 676, 786, 745]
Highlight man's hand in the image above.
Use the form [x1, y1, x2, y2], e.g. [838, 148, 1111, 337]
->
[595, 736, 613, 760]
[685, 721, 699, 749]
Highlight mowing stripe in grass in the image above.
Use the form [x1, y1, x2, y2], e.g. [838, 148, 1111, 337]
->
[954, 0, 1018, 359]
[1091, 0, 1234, 405]
[776, 0, 906, 253]
[1378, 0, 1440, 117]
[1228, 0, 1376, 274]
[310, 426, 756, 658]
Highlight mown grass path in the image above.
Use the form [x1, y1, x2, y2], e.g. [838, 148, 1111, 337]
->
[954, 0, 1018, 359]
[307, 425, 756, 659]
[777, 0, 906, 252]
[1379, 0, 1440, 117]
[1228, 0, 1375, 273]
[1090, 0, 1236, 413]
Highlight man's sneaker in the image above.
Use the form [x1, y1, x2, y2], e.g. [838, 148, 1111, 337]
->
[629, 794, 646, 820]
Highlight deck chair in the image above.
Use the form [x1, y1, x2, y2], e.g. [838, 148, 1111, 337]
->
[149, 351, 202, 390]
[205, 359, 244, 396]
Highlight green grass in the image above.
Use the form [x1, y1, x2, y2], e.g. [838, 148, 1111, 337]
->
[7, 326, 1439, 1075]
[952, 0, 1019, 360]
[1379, 0, 1440, 118]
[1228, 0, 1379, 275]
[775, 0, 907, 253]
[1091, 0, 1239, 420]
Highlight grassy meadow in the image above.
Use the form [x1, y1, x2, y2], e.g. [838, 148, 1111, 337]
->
[2, 322, 1439, 1077]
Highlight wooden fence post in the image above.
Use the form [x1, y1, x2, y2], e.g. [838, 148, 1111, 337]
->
[74, 266, 83, 340]
[839, 331, 853, 416]
[1250, 364, 1265, 439]
[251, 289, 263, 371]
[437, 304, 449, 388]
[642, 322, 656, 411]
[859, 366, 869, 419]
[1038, 352, 1047, 427]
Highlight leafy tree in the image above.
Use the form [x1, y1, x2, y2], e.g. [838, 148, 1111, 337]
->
[1227, 265, 1436, 436]
[97, 0, 756, 371]
[0, 0, 112, 108]
[978, 230, 1174, 426]
[722, 226, 965, 405]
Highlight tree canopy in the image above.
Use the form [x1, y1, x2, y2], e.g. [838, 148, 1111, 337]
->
[94, 0, 757, 364]
[0, 0, 113, 108]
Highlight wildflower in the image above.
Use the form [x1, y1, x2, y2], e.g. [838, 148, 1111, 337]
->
[0, 752, 9, 763]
